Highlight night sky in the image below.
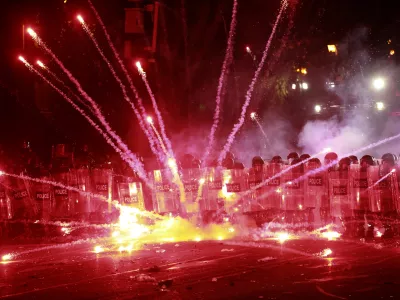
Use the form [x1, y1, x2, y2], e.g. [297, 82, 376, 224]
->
[0, 0, 399, 161]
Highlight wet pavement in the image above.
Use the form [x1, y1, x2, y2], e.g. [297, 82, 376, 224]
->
[0, 237, 399, 299]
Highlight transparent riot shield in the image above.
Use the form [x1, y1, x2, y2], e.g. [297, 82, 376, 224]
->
[220, 169, 248, 214]
[0, 177, 12, 220]
[246, 167, 265, 213]
[304, 163, 327, 226]
[9, 176, 35, 220]
[152, 169, 179, 214]
[90, 168, 113, 215]
[181, 168, 201, 214]
[349, 164, 369, 211]
[328, 170, 353, 220]
[69, 168, 90, 220]
[368, 165, 398, 214]
[202, 167, 223, 212]
[117, 179, 145, 210]
[29, 177, 52, 221]
[282, 169, 305, 226]
[263, 163, 284, 213]
[52, 171, 73, 219]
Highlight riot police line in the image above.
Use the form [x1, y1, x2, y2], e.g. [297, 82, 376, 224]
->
[1, 151, 400, 238]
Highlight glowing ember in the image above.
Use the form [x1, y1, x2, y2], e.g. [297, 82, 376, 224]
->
[321, 231, 341, 241]
[246, 46, 251, 53]
[250, 112, 256, 119]
[320, 248, 333, 257]
[2, 254, 12, 261]
[18, 56, 26, 63]
[199, 178, 206, 185]
[376, 230, 383, 237]
[27, 28, 37, 38]
[146, 116, 153, 124]
[93, 246, 104, 253]
[77, 15, 85, 24]
[61, 227, 71, 235]
[36, 60, 45, 68]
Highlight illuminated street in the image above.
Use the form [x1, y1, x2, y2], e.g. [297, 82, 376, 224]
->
[1, 237, 399, 299]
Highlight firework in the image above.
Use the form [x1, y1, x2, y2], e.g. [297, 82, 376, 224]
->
[25, 28, 144, 177]
[218, 0, 288, 165]
[250, 112, 271, 146]
[202, 0, 238, 166]
[18, 56, 148, 183]
[135, 62, 175, 158]
[75, 16, 163, 162]
[87, 0, 155, 143]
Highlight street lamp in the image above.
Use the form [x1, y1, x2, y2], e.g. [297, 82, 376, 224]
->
[302, 82, 309, 90]
[372, 78, 385, 90]
[291, 83, 296, 90]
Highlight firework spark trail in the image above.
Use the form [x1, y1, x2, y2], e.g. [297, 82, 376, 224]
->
[86, 1, 163, 156]
[136, 62, 175, 158]
[26, 29, 144, 176]
[76, 17, 163, 163]
[218, 0, 288, 165]
[253, 132, 400, 201]
[252, 115, 271, 147]
[19, 57, 148, 183]
[202, 0, 238, 166]
[36, 60, 95, 114]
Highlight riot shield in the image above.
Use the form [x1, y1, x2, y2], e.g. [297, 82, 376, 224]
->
[152, 169, 179, 214]
[202, 167, 223, 212]
[52, 171, 73, 219]
[246, 167, 266, 213]
[117, 178, 145, 210]
[30, 176, 52, 221]
[0, 176, 12, 220]
[304, 163, 327, 226]
[69, 168, 90, 220]
[368, 165, 398, 214]
[349, 164, 370, 211]
[328, 170, 353, 220]
[90, 168, 113, 214]
[262, 162, 284, 212]
[9, 176, 35, 220]
[220, 168, 248, 214]
[282, 169, 305, 225]
[181, 168, 201, 214]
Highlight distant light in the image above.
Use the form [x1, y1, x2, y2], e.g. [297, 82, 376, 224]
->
[250, 112, 256, 119]
[302, 82, 309, 90]
[390, 50, 395, 56]
[291, 83, 296, 90]
[77, 15, 84, 24]
[300, 68, 307, 75]
[327, 82, 335, 88]
[36, 60, 45, 68]
[146, 116, 153, 124]
[327, 45, 337, 54]
[376, 102, 385, 111]
[373, 78, 385, 90]
[314, 104, 321, 113]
